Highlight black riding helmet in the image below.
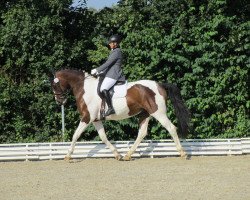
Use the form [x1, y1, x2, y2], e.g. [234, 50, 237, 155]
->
[108, 34, 121, 44]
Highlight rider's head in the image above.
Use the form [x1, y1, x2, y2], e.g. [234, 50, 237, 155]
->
[108, 35, 121, 49]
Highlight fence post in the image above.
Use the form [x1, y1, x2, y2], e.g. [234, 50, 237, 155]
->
[150, 140, 154, 158]
[26, 144, 29, 161]
[61, 104, 65, 142]
[49, 143, 52, 160]
[228, 139, 232, 156]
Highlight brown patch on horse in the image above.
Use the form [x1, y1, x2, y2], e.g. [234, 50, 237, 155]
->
[73, 78, 91, 124]
[58, 70, 91, 124]
[126, 84, 158, 116]
[77, 90, 91, 124]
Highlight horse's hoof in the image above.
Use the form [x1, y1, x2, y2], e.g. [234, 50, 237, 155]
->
[180, 152, 190, 160]
[115, 155, 123, 161]
[64, 156, 71, 162]
[122, 155, 132, 161]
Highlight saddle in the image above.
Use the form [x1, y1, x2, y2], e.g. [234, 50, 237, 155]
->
[97, 76, 127, 120]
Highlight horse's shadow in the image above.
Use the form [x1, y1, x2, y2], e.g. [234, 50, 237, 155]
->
[71, 143, 111, 163]
[69, 141, 192, 163]
[139, 141, 192, 160]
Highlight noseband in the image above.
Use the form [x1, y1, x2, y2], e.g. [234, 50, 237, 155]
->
[53, 80, 69, 104]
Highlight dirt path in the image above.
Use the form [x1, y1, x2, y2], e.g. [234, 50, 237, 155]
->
[1, 156, 250, 200]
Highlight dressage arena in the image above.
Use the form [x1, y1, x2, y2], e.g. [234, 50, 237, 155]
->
[1, 156, 250, 200]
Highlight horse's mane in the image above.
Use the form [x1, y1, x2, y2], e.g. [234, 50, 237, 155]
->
[57, 68, 96, 80]
[59, 68, 85, 75]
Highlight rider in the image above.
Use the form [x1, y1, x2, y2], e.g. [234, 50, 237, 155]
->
[91, 35, 126, 117]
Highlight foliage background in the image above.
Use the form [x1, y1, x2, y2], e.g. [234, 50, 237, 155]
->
[0, 0, 249, 143]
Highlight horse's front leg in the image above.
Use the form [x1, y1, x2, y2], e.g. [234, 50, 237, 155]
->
[93, 121, 122, 161]
[64, 121, 89, 161]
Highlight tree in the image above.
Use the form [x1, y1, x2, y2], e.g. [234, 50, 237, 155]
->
[0, 0, 95, 142]
[0, 0, 249, 143]
[87, 0, 250, 139]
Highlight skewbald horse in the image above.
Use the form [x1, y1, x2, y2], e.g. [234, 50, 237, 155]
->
[50, 69, 190, 161]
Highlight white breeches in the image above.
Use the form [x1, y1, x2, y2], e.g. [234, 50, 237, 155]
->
[100, 77, 117, 92]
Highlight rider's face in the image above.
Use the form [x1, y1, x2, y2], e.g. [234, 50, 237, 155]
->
[109, 42, 117, 49]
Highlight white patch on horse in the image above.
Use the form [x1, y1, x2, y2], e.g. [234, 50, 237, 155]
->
[106, 98, 130, 120]
[82, 77, 101, 120]
[112, 82, 127, 98]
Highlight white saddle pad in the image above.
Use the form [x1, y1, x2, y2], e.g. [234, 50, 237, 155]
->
[113, 81, 127, 98]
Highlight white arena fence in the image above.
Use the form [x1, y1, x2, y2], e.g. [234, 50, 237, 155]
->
[0, 138, 250, 161]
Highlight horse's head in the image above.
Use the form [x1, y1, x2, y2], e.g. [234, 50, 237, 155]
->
[50, 71, 70, 105]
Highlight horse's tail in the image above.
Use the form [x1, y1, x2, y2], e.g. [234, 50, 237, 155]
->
[161, 83, 190, 138]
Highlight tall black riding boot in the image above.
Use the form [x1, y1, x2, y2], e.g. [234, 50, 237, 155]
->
[102, 90, 115, 116]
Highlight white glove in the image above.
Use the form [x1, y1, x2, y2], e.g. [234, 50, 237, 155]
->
[91, 69, 97, 75]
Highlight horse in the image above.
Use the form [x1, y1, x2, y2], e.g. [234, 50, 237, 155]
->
[50, 69, 190, 161]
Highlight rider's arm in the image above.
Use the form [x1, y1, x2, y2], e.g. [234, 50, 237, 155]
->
[96, 50, 119, 74]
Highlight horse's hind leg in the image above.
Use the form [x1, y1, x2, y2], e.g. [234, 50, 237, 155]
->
[123, 114, 150, 161]
[152, 112, 187, 158]
[93, 121, 122, 161]
[65, 121, 89, 161]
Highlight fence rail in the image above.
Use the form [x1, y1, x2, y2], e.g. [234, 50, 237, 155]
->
[0, 138, 250, 161]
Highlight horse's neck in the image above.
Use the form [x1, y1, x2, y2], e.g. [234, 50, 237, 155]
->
[72, 75, 97, 98]
[83, 77, 98, 93]
[62, 72, 84, 96]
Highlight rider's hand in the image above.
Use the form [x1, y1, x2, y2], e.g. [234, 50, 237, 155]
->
[91, 69, 97, 75]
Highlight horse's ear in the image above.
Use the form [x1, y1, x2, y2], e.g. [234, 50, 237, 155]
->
[50, 68, 56, 77]
[48, 76, 54, 83]
[47, 69, 55, 83]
